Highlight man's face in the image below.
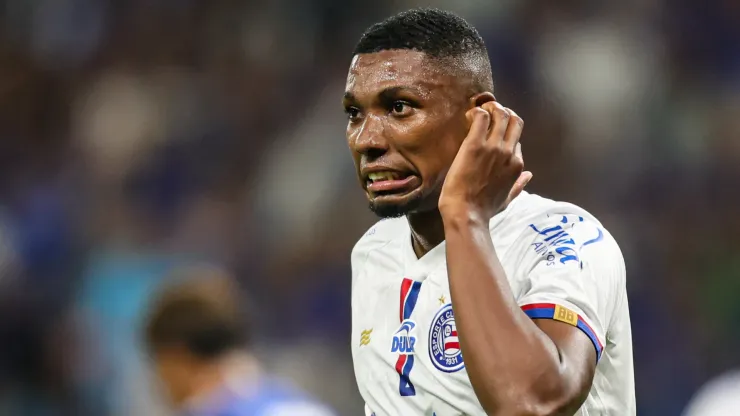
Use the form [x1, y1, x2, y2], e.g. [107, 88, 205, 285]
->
[343, 50, 473, 218]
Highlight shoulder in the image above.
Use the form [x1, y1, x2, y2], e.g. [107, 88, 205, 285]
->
[351, 217, 407, 264]
[501, 193, 626, 293]
[501, 192, 621, 254]
[499, 192, 604, 231]
[508, 194, 627, 345]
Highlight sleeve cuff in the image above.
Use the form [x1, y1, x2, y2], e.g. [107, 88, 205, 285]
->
[521, 302, 604, 362]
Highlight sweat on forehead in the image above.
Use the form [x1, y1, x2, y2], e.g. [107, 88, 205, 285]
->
[347, 49, 489, 97]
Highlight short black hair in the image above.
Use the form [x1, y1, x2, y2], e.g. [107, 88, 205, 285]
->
[353, 8, 493, 91]
[144, 267, 250, 360]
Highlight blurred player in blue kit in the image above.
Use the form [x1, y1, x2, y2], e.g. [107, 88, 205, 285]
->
[144, 267, 336, 416]
[344, 9, 635, 416]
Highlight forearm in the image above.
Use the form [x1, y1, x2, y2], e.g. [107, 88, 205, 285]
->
[443, 211, 572, 415]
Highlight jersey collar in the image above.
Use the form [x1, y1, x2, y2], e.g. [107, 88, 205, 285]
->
[400, 191, 528, 281]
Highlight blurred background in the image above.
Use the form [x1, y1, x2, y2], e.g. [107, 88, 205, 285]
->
[0, 0, 737, 415]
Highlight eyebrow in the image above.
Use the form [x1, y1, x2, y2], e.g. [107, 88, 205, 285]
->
[343, 85, 426, 104]
[378, 86, 423, 101]
[343, 91, 357, 103]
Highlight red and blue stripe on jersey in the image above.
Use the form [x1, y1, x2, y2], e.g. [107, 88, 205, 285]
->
[395, 278, 422, 396]
[521, 303, 604, 361]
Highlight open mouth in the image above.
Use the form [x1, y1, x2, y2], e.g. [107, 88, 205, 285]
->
[365, 171, 421, 196]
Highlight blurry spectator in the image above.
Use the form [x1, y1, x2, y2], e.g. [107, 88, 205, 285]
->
[682, 370, 740, 416]
[143, 266, 337, 416]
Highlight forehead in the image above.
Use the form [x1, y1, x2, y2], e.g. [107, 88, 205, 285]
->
[345, 50, 458, 96]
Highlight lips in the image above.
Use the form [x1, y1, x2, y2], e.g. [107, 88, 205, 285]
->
[364, 170, 420, 195]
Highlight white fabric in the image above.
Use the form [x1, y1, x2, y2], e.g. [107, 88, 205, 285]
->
[351, 192, 635, 415]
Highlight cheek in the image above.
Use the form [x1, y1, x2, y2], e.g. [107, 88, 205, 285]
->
[401, 120, 465, 179]
[348, 142, 362, 172]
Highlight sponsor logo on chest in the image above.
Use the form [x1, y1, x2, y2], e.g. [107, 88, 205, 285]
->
[390, 319, 417, 355]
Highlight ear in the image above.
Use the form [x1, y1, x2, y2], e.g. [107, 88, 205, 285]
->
[470, 92, 496, 108]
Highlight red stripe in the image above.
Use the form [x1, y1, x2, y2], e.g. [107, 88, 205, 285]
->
[451, 330, 458, 336]
[395, 355, 407, 374]
[399, 278, 412, 322]
[520, 303, 556, 311]
[521, 303, 604, 351]
[578, 317, 604, 350]
[444, 342, 460, 350]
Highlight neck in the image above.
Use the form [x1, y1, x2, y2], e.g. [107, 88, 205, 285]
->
[181, 362, 224, 410]
[407, 209, 446, 258]
[182, 351, 260, 411]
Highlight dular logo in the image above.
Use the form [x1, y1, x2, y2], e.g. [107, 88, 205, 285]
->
[360, 328, 373, 346]
[390, 320, 417, 355]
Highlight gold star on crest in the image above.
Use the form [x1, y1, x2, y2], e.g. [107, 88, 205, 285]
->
[439, 295, 446, 305]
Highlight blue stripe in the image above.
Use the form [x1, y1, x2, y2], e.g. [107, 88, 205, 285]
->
[523, 308, 555, 319]
[400, 355, 416, 396]
[582, 228, 604, 248]
[576, 319, 603, 361]
[403, 281, 422, 320]
[402, 355, 415, 375]
[525, 307, 603, 362]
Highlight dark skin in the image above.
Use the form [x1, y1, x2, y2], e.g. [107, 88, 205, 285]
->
[344, 50, 597, 415]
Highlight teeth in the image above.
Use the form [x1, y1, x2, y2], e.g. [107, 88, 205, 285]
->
[368, 171, 399, 182]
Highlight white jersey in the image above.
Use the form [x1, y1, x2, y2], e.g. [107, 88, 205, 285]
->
[350, 192, 635, 416]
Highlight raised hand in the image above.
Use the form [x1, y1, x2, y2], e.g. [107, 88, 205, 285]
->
[439, 102, 532, 221]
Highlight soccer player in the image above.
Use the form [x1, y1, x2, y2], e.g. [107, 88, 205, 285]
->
[144, 267, 336, 416]
[344, 9, 635, 416]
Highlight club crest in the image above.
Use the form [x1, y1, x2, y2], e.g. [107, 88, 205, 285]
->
[428, 303, 464, 372]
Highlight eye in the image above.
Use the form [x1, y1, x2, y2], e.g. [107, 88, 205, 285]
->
[390, 100, 414, 117]
[345, 107, 360, 121]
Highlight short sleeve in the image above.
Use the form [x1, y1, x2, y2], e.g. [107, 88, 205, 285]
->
[515, 214, 625, 362]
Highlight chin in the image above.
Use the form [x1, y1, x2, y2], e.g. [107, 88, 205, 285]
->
[368, 190, 430, 218]
[369, 201, 412, 218]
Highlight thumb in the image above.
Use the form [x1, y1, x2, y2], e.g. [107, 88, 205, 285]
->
[504, 171, 533, 206]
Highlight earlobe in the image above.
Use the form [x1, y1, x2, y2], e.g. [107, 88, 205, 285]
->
[470, 92, 496, 108]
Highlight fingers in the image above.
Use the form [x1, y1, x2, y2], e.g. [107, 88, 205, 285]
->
[481, 102, 510, 146]
[514, 143, 523, 164]
[513, 170, 533, 192]
[467, 102, 524, 170]
[503, 109, 523, 154]
[480, 102, 523, 152]
[464, 107, 491, 146]
[504, 170, 533, 207]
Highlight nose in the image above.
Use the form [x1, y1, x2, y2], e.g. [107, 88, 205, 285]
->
[351, 114, 388, 161]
